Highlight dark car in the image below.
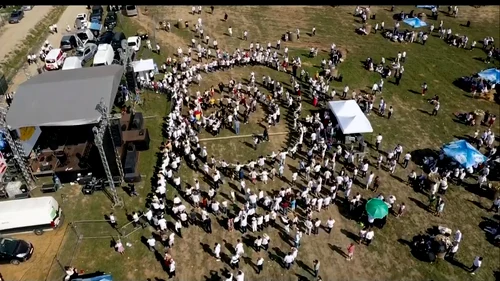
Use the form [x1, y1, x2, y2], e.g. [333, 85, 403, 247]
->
[97, 30, 114, 45]
[104, 11, 118, 30]
[0, 237, 33, 265]
[111, 32, 126, 51]
[9, 10, 24, 24]
[90, 5, 104, 22]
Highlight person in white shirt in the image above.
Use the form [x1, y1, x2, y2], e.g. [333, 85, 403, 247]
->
[256, 256, 265, 274]
[235, 239, 245, 255]
[175, 220, 182, 237]
[214, 243, 221, 261]
[283, 252, 294, 269]
[254, 236, 263, 252]
[447, 242, 459, 260]
[147, 236, 156, 251]
[375, 133, 383, 151]
[469, 256, 482, 275]
[235, 270, 245, 281]
[364, 229, 375, 246]
[168, 259, 176, 278]
[326, 217, 335, 234]
[230, 254, 240, 269]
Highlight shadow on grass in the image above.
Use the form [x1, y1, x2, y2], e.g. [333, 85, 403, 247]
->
[328, 243, 347, 258]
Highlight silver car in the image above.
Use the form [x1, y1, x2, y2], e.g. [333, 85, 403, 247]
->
[75, 43, 98, 64]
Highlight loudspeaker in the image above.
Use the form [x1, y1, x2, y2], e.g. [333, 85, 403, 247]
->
[125, 66, 136, 91]
[135, 129, 150, 151]
[123, 143, 138, 174]
[109, 118, 123, 147]
[0, 73, 8, 96]
[131, 112, 144, 130]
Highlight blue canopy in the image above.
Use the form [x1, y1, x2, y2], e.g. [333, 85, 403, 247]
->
[89, 22, 102, 31]
[73, 274, 113, 281]
[416, 5, 437, 9]
[442, 140, 487, 169]
[403, 17, 428, 28]
[478, 68, 500, 84]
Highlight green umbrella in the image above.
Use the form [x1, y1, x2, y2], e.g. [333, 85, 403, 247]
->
[365, 198, 389, 219]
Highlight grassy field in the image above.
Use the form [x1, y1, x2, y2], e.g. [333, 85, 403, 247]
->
[41, 6, 500, 281]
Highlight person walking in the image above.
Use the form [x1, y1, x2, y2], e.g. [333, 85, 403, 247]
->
[283, 252, 294, 269]
[214, 243, 221, 261]
[469, 256, 482, 275]
[375, 133, 383, 151]
[347, 243, 355, 261]
[168, 259, 176, 278]
[147, 236, 156, 251]
[431, 101, 440, 116]
[234, 118, 240, 135]
[114, 239, 125, 254]
[256, 256, 264, 274]
[313, 259, 320, 277]
[109, 212, 118, 229]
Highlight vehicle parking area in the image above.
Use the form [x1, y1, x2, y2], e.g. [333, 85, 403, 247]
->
[1, 225, 67, 281]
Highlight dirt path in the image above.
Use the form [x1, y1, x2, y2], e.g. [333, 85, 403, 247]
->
[0, 225, 68, 281]
[0, 6, 54, 64]
[7, 6, 88, 93]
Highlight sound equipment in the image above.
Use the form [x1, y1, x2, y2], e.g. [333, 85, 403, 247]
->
[122, 129, 150, 151]
[0, 73, 8, 96]
[125, 66, 136, 91]
[109, 118, 123, 147]
[131, 112, 144, 130]
[123, 143, 141, 183]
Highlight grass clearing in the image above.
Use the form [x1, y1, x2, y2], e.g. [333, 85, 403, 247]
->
[35, 5, 500, 281]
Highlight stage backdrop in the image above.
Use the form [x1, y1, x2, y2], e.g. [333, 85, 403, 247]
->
[17, 126, 42, 156]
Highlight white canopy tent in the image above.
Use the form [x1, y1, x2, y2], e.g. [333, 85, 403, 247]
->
[328, 100, 373, 134]
[131, 59, 157, 83]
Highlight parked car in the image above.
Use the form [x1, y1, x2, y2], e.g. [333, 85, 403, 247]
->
[45, 48, 67, 70]
[21, 6, 33, 11]
[76, 29, 96, 45]
[60, 34, 83, 51]
[75, 43, 98, 64]
[97, 30, 114, 45]
[127, 36, 141, 52]
[90, 5, 103, 22]
[0, 237, 34, 265]
[9, 10, 24, 24]
[111, 32, 126, 51]
[75, 13, 88, 29]
[104, 11, 117, 30]
[124, 5, 138, 17]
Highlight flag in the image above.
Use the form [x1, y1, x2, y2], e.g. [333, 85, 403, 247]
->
[0, 152, 7, 181]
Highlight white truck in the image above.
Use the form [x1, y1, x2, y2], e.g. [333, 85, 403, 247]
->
[0, 196, 63, 235]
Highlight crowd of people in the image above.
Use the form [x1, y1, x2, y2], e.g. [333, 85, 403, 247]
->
[99, 6, 499, 281]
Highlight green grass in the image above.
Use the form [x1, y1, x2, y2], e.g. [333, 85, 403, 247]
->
[43, 6, 500, 281]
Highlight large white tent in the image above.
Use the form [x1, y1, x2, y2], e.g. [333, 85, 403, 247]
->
[328, 100, 373, 134]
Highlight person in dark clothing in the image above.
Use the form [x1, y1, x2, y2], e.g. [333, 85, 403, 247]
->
[263, 127, 269, 141]
[210, 6, 214, 14]
[224, 13, 228, 21]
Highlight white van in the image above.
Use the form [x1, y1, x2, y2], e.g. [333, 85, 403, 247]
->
[62, 56, 83, 70]
[93, 43, 114, 67]
[45, 48, 66, 71]
[0, 196, 63, 235]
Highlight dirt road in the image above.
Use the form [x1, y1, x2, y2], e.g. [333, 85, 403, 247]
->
[0, 6, 54, 64]
[0, 225, 68, 281]
[7, 6, 89, 93]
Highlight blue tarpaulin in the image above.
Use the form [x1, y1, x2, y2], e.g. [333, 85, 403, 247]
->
[416, 5, 437, 9]
[478, 68, 500, 84]
[73, 274, 113, 281]
[403, 17, 428, 28]
[89, 22, 102, 31]
[442, 140, 487, 169]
